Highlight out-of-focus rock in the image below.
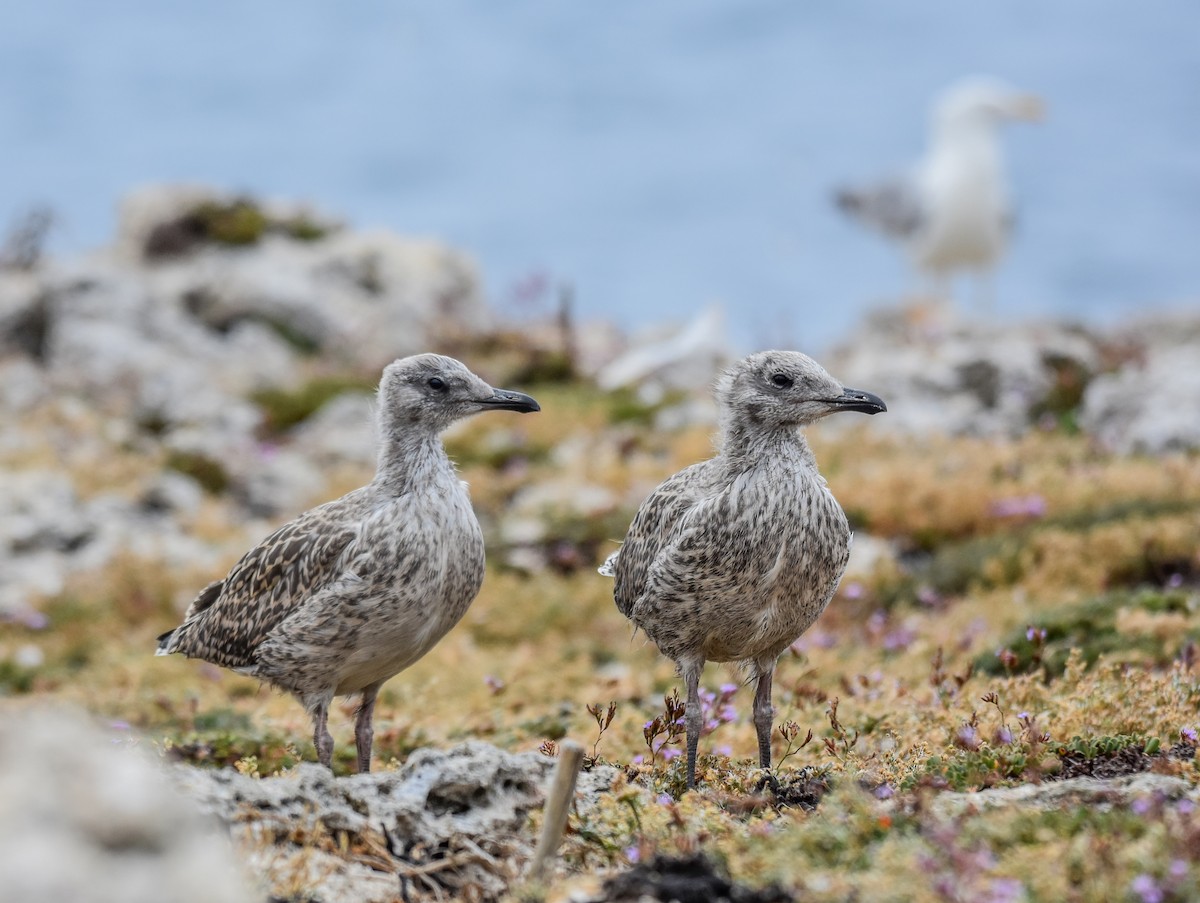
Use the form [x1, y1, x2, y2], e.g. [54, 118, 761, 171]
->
[596, 304, 731, 397]
[288, 392, 378, 470]
[0, 468, 226, 614]
[1081, 344, 1200, 453]
[173, 742, 619, 903]
[826, 307, 1100, 437]
[0, 708, 254, 903]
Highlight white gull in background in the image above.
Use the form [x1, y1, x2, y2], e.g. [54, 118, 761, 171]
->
[836, 76, 1044, 301]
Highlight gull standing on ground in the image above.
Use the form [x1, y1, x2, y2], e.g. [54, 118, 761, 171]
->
[835, 76, 1044, 301]
[602, 351, 885, 788]
[157, 354, 540, 772]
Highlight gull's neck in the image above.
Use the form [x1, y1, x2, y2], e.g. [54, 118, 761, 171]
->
[372, 423, 455, 495]
[719, 417, 817, 473]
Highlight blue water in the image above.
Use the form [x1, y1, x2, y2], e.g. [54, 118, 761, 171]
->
[3, 1, 1198, 349]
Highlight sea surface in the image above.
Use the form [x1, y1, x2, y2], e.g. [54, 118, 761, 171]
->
[3, 1, 1198, 349]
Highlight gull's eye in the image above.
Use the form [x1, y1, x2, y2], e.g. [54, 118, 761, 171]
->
[771, 373, 794, 389]
[428, 377, 446, 391]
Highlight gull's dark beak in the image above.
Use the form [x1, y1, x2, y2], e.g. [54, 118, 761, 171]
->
[830, 387, 887, 415]
[477, 388, 541, 413]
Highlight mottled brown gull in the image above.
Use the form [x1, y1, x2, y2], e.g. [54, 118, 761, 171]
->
[835, 76, 1043, 298]
[601, 350, 885, 788]
[156, 354, 539, 772]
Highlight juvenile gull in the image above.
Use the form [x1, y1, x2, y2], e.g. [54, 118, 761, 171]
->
[835, 76, 1043, 297]
[602, 351, 885, 788]
[156, 354, 539, 772]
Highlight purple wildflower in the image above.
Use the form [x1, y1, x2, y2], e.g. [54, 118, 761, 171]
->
[985, 877, 1025, 903]
[991, 494, 1047, 519]
[661, 747, 681, 761]
[483, 674, 505, 694]
[916, 585, 943, 607]
[1181, 726, 1197, 743]
[1131, 874, 1164, 903]
[883, 626, 917, 652]
[656, 793, 673, 805]
[624, 845, 641, 864]
[842, 580, 864, 600]
[1168, 573, 1184, 589]
[874, 783, 894, 800]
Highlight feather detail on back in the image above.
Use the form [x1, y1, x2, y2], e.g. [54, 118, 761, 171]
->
[159, 494, 361, 668]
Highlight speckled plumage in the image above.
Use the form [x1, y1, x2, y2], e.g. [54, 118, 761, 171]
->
[603, 350, 885, 787]
[157, 354, 539, 772]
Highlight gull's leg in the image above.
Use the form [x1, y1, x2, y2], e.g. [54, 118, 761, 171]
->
[752, 663, 775, 770]
[683, 661, 703, 789]
[355, 684, 381, 774]
[312, 701, 334, 769]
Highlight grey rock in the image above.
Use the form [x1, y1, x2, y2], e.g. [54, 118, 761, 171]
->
[288, 393, 378, 470]
[826, 311, 1099, 437]
[0, 708, 254, 903]
[173, 742, 618, 903]
[1081, 344, 1200, 453]
[930, 772, 1197, 820]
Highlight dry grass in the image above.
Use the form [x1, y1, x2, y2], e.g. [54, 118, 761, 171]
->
[3, 377, 1200, 901]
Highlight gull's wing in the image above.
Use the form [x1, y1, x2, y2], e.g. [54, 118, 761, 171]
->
[157, 495, 362, 669]
[612, 462, 713, 618]
[834, 175, 926, 241]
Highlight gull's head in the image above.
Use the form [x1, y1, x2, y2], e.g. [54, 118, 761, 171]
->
[933, 76, 1045, 132]
[378, 353, 540, 433]
[715, 350, 886, 431]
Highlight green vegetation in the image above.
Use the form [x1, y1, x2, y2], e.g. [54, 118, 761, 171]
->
[250, 374, 376, 435]
[3, 373, 1199, 901]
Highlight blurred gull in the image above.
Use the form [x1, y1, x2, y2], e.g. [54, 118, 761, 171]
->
[836, 76, 1044, 301]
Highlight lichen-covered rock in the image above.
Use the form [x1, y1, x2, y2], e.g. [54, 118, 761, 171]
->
[0, 708, 254, 903]
[172, 742, 618, 903]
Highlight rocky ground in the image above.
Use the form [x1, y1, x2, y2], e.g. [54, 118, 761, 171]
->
[1, 187, 1199, 902]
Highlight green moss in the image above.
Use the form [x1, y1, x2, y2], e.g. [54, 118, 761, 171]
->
[251, 375, 375, 436]
[1028, 353, 1091, 432]
[165, 724, 302, 775]
[165, 450, 230, 495]
[0, 660, 36, 694]
[280, 215, 330, 242]
[191, 200, 269, 246]
[603, 386, 686, 426]
[977, 588, 1197, 677]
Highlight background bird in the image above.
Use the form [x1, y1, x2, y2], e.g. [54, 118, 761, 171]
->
[602, 351, 885, 788]
[836, 75, 1044, 303]
[156, 354, 539, 772]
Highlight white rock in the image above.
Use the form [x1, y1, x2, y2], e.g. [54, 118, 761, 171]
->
[1081, 345, 1200, 453]
[595, 304, 731, 392]
[0, 709, 255, 903]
